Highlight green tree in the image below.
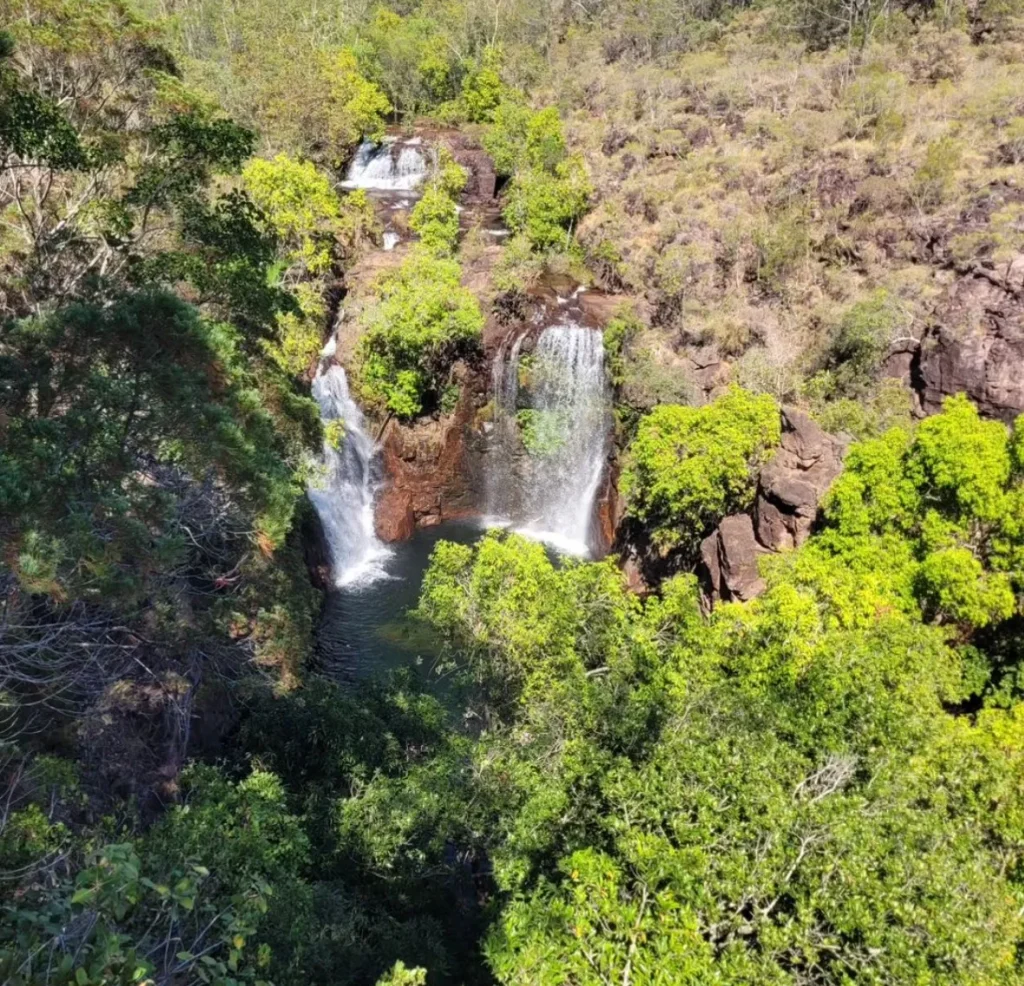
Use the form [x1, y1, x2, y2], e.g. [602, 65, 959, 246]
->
[621, 387, 781, 553]
[503, 156, 592, 251]
[357, 249, 483, 418]
[409, 160, 467, 255]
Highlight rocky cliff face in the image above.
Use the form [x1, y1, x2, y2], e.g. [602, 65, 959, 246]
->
[374, 362, 488, 541]
[699, 408, 847, 606]
[916, 255, 1024, 424]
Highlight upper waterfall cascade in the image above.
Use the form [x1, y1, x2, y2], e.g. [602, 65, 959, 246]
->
[341, 139, 428, 193]
[308, 360, 391, 587]
[486, 321, 612, 556]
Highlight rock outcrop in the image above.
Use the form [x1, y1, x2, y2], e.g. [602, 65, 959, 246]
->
[301, 500, 333, 591]
[699, 408, 846, 605]
[700, 513, 768, 603]
[445, 136, 497, 203]
[917, 255, 1024, 424]
[754, 408, 847, 553]
[374, 364, 486, 541]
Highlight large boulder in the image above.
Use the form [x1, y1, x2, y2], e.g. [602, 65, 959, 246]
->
[375, 412, 477, 540]
[754, 407, 847, 552]
[698, 408, 846, 606]
[374, 365, 486, 541]
[918, 256, 1024, 424]
[700, 513, 769, 604]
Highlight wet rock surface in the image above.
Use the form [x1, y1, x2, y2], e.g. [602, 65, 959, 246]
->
[374, 364, 487, 541]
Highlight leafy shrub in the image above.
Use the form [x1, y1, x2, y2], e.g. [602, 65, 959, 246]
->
[824, 395, 1023, 633]
[821, 289, 911, 398]
[322, 48, 392, 149]
[621, 387, 781, 552]
[843, 68, 908, 141]
[516, 408, 569, 456]
[603, 309, 642, 388]
[492, 233, 545, 292]
[460, 47, 504, 122]
[503, 156, 592, 250]
[357, 249, 483, 418]
[913, 136, 963, 208]
[808, 377, 914, 440]
[409, 157, 467, 254]
[483, 102, 567, 176]
[410, 183, 461, 254]
[243, 153, 343, 274]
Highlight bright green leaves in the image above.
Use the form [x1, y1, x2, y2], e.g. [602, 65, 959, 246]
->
[409, 159, 466, 255]
[486, 849, 714, 986]
[356, 249, 483, 418]
[418, 531, 639, 711]
[823, 425, 918, 536]
[410, 505, 1024, 986]
[375, 961, 428, 986]
[242, 154, 376, 375]
[459, 49, 504, 123]
[503, 157, 592, 251]
[622, 387, 781, 554]
[909, 393, 1015, 524]
[243, 154, 344, 275]
[484, 103, 568, 176]
[321, 47, 392, 149]
[483, 100, 591, 252]
[822, 395, 1024, 636]
[916, 547, 1015, 628]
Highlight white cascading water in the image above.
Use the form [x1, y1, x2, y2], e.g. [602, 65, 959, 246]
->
[341, 139, 427, 192]
[486, 323, 611, 556]
[308, 361, 391, 587]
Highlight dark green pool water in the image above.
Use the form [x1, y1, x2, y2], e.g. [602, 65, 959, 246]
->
[315, 520, 484, 684]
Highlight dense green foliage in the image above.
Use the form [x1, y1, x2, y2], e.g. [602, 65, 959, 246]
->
[356, 249, 483, 418]
[622, 387, 782, 553]
[409, 159, 467, 255]
[6, 0, 1024, 985]
[484, 102, 592, 252]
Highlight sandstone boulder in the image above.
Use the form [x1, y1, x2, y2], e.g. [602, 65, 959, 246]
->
[700, 513, 768, 604]
[698, 408, 846, 606]
[374, 368, 486, 542]
[755, 407, 846, 552]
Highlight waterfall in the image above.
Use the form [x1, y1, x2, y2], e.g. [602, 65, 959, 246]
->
[486, 323, 611, 556]
[308, 361, 391, 587]
[341, 139, 427, 192]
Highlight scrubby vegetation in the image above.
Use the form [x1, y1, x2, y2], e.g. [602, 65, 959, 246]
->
[356, 248, 484, 418]
[5, 0, 1024, 984]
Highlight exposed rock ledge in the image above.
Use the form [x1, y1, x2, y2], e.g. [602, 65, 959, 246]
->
[374, 363, 486, 541]
[917, 254, 1024, 424]
[699, 408, 847, 606]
